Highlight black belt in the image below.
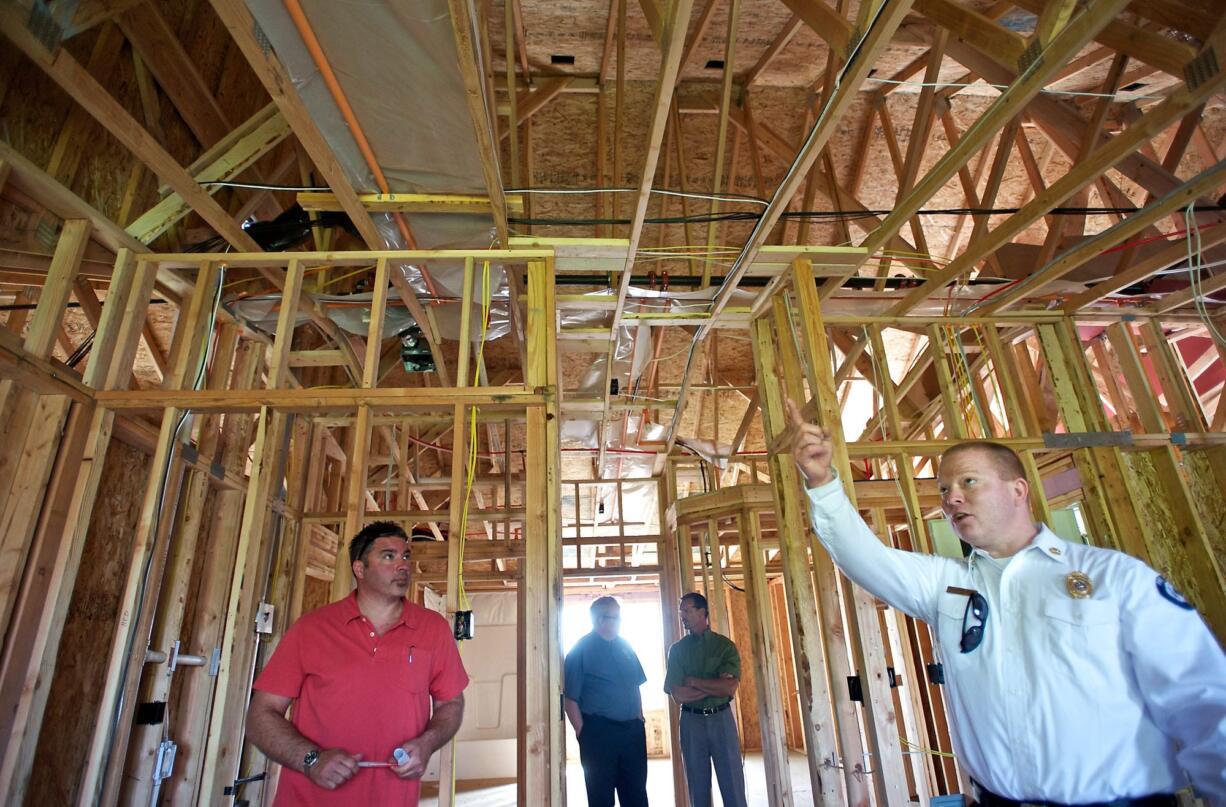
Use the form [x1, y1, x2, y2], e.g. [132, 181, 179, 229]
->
[680, 702, 730, 716]
[973, 781, 1177, 807]
[581, 713, 642, 726]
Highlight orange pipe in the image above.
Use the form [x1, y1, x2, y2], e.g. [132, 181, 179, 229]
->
[283, 0, 440, 298]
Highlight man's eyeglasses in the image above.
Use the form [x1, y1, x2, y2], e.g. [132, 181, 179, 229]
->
[960, 592, 989, 654]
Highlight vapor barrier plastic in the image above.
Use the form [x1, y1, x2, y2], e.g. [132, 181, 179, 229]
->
[247, 0, 498, 313]
[225, 290, 511, 341]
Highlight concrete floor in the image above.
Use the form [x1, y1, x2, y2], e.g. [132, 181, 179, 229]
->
[420, 751, 815, 806]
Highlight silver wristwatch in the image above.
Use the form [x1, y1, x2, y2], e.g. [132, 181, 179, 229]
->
[303, 749, 320, 773]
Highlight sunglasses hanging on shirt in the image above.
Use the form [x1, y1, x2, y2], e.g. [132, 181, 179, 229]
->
[960, 592, 989, 653]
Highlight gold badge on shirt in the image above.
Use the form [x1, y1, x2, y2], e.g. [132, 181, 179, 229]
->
[1065, 571, 1094, 599]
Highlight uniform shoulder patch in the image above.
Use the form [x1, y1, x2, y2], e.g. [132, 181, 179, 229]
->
[1155, 575, 1195, 610]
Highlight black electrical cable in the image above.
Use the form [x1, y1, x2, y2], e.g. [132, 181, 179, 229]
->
[0, 298, 170, 313]
[509, 203, 1226, 228]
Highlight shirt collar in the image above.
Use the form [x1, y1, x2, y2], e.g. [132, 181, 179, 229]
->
[1030, 524, 1069, 564]
[969, 523, 1068, 567]
[343, 591, 418, 628]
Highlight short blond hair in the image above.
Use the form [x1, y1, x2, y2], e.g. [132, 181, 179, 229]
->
[940, 441, 1027, 481]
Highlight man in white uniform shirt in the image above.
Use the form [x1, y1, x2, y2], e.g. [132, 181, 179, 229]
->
[783, 398, 1226, 806]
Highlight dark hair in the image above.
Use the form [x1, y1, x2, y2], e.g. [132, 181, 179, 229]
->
[349, 520, 409, 565]
[590, 596, 619, 615]
[940, 441, 1027, 482]
[680, 592, 708, 615]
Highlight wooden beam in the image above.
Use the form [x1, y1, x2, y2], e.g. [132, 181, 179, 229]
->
[81, 261, 221, 804]
[1009, 0, 1197, 77]
[751, 312, 853, 805]
[120, 325, 239, 804]
[118, 3, 232, 146]
[777, 0, 852, 61]
[198, 406, 291, 803]
[447, 0, 509, 244]
[208, 0, 381, 247]
[863, 0, 1131, 263]
[980, 159, 1226, 313]
[127, 107, 291, 244]
[523, 259, 562, 804]
[942, 36, 1220, 209]
[700, 0, 742, 287]
[95, 385, 546, 414]
[638, 0, 665, 43]
[913, 0, 1024, 67]
[738, 509, 796, 805]
[498, 77, 574, 138]
[51, 0, 147, 38]
[0, 141, 192, 301]
[1062, 220, 1226, 311]
[891, 31, 1226, 314]
[44, 21, 125, 185]
[297, 191, 523, 215]
[744, 16, 803, 87]
[598, 0, 694, 464]
[788, 258, 911, 805]
[679, 0, 719, 73]
[0, 8, 262, 254]
[693, 0, 913, 340]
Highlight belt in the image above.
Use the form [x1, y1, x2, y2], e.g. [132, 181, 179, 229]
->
[972, 781, 1177, 807]
[680, 702, 730, 716]
[580, 713, 642, 726]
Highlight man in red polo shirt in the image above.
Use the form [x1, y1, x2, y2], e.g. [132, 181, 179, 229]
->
[246, 521, 469, 804]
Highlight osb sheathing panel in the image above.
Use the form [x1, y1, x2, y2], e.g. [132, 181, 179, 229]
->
[496, 0, 820, 85]
[167, 482, 221, 699]
[726, 585, 762, 751]
[0, 0, 277, 238]
[27, 440, 152, 806]
[495, 0, 975, 90]
[302, 574, 332, 613]
[1182, 449, 1226, 573]
[1118, 448, 1214, 612]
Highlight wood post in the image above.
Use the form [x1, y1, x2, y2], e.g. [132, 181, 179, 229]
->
[523, 258, 563, 805]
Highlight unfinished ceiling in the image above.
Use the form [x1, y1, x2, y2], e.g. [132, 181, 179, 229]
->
[2, 0, 1225, 485]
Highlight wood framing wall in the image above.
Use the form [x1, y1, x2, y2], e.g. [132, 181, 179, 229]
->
[1, 2, 1225, 805]
[0, 205, 1223, 807]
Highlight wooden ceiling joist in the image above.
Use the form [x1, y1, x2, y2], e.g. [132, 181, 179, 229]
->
[127, 105, 291, 244]
[893, 29, 1226, 314]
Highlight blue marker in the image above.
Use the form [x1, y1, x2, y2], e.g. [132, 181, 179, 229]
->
[394, 747, 410, 766]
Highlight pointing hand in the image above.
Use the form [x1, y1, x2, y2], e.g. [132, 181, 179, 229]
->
[783, 397, 836, 489]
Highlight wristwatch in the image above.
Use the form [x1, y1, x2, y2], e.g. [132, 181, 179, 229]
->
[303, 749, 320, 773]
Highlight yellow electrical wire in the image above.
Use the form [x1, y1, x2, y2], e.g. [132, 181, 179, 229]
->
[454, 259, 492, 614]
[319, 265, 378, 291]
[900, 736, 958, 759]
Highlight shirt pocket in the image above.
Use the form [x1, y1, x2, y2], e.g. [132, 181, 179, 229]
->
[387, 644, 432, 693]
[1040, 598, 1122, 686]
[935, 593, 971, 659]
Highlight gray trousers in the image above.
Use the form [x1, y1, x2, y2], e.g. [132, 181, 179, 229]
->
[678, 707, 748, 807]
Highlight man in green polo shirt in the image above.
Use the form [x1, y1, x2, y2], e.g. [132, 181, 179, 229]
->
[663, 592, 748, 807]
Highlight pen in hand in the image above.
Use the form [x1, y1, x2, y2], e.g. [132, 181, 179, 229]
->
[356, 748, 410, 768]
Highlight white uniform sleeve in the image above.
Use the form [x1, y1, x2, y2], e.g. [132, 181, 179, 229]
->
[1116, 557, 1226, 803]
[805, 475, 955, 625]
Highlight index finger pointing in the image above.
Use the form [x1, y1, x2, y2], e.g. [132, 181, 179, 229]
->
[785, 397, 805, 427]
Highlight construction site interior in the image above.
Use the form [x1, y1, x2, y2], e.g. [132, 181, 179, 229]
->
[0, 0, 1224, 804]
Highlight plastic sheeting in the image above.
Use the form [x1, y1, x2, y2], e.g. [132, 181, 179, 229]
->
[247, 0, 500, 328]
[225, 288, 512, 341]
